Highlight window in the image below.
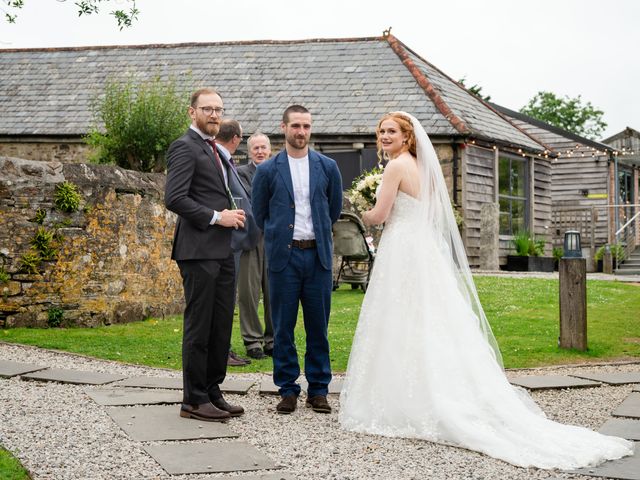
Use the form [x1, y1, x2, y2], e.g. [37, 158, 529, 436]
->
[498, 155, 528, 235]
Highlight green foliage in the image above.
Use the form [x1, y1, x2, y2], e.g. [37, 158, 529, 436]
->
[31, 227, 58, 261]
[594, 244, 625, 261]
[512, 231, 545, 257]
[552, 247, 563, 261]
[3, 0, 138, 29]
[0, 446, 30, 480]
[0, 266, 9, 284]
[47, 307, 65, 328]
[520, 91, 607, 140]
[54, 181, 81, 213]
[86, 75, 192, 172]
[33, 208, 46, 224]
[458, 77, 491, 101]
[18, 250, 41, 274]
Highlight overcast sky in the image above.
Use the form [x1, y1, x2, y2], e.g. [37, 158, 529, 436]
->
[2, 0, 638, 139]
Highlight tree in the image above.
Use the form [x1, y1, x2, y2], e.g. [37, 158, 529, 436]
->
[520, 91, 607, 140]
[2, 0, 138, 29]
[458, 77, 491, 102]
[86, 76, 192, 172]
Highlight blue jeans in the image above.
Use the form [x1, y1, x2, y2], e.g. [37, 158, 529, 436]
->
[268, 247, 332, 397]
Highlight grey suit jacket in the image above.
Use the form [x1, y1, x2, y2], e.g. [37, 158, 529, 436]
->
[237, 162, 256, 196]
[218, 151, 261, 252]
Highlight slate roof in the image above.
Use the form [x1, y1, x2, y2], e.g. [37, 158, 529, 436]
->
[0, 35, 545, 151]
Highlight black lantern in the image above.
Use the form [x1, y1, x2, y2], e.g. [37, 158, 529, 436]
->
[563, 230, 582, 258]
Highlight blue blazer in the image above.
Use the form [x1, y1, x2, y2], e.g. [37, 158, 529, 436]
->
[252, 149, 343, 273]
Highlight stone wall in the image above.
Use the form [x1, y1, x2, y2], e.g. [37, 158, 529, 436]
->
[0, 156, 183, 328]
[0, 140, 93, 164]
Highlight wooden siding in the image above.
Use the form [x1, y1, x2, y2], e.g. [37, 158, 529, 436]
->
[551, 155, 610, 248]
[463, 145, 496, 267]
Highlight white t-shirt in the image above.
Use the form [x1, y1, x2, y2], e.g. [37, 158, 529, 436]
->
[288, 154, 315, 240]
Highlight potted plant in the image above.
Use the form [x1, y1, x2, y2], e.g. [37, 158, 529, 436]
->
[594, 244, 625, 272]
[505, 231, 555, 272]
[552, 247, 563, 271]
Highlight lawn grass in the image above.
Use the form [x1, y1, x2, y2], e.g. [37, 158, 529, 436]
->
[0, 446, 30, 480]
[2, 277, 639, 372]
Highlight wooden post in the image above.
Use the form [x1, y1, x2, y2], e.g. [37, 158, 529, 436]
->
[559, 258, 587, 351]
[603, 246, 613, 274]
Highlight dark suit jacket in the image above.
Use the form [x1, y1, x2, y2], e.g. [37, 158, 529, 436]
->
[252, 149, 343, 272]
[237, 162, 256, 196]
[218, 151, 260, 252]
[165, 128, 232, 261]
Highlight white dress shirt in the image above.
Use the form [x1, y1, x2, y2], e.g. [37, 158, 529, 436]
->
[288, 154, 315, 240]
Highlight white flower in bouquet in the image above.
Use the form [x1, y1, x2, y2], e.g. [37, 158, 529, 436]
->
[347, 166, 383, 213]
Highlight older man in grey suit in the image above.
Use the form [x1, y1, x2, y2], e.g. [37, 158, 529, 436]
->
[236, 132, 274, 360]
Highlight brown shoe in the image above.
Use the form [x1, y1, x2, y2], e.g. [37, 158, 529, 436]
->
[276, 394, 297, 414]
[227, 350, 251, 366]
[179, 402, 231, 422]
[306, 395, 331, 413]
[211, 396, 244, 417]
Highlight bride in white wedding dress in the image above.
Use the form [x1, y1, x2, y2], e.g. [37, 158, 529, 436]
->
[338, 112, 634, 469]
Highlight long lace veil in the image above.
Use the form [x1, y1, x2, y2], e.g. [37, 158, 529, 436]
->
[397, 112, 504, 368]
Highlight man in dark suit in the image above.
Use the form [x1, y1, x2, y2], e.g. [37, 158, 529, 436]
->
[252, 105, 342, 415]
[236, 132, 273, 360]
[214, 119, 260, 366]
[165, 88, 246, 422]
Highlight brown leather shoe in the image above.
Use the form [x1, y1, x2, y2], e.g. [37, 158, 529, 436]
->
[305, 395, 331, 413]
[211, 396, 244, 417]
[179, 402, 231, 422]
[227, 350, 251, 366]
[276, 394, 297, 414]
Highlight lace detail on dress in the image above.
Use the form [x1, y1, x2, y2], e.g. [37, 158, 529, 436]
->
[339, 190, 634, 469]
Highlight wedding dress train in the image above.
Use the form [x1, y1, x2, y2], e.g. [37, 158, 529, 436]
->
[339, 175, 633, 468]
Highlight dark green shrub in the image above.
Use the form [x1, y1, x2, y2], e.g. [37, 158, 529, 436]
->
[54, 181, 81, 213]
[86, 75, 192, 172]
[47, 307, 64, 328]
[552, 247, 563, 261]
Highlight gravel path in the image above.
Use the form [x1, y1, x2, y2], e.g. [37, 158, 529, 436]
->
[1, 342, 638, 480]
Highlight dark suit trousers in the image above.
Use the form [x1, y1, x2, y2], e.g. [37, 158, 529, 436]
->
[269, 247, 332, 397]
[178, 256, 235, 404]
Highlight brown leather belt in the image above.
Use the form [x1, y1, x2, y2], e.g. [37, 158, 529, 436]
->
[291, 239, 317, 249]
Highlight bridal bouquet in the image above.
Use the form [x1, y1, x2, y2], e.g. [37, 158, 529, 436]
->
[347, 166, 383, 212]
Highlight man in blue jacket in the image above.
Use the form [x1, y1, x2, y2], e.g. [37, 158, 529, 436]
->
[252, 105, 342, 415]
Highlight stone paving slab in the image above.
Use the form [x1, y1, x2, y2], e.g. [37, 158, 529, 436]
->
[613, 393, 640, 419]
[259, 376, 343, 395]
[106, 404, 238, 441]
[0, 360, 45, 378]
[599, 419, 640, 441]
[574, 442, 640, 479]
[570, 372, 640, 385]
[85, 387, 182, 406]
[509, 375, 601, 390]
[115, 376, 253, 394]
[143, 441, 278, 475]
[21, 368, 126, 385]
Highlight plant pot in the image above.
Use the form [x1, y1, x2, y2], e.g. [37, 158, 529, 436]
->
[505, 255, 555, 272]
[596, 259, 618, 272]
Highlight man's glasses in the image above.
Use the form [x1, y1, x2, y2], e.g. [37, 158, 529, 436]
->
[196, 106, 225, 117]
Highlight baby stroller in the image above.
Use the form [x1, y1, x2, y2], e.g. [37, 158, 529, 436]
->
[332, 211, 375, 292]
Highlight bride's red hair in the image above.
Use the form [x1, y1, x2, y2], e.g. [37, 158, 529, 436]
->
[376, 112, 417, 162]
